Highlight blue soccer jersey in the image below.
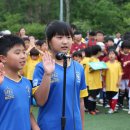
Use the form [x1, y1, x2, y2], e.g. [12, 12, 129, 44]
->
[33, 60, 87, 130]
[0, 76, 32, 130]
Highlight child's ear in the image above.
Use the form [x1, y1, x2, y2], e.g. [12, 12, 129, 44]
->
[0, 55, 7, 63]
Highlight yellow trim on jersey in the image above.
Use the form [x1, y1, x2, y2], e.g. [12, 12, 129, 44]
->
[32, 86, 39, 95]
[80, 89, 88, 98]
[30, 106, 33, 113]
[5, 75, 22, 83]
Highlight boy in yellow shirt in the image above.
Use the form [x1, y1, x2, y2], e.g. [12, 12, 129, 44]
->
[87, 45, 102, 115]
[23, 48, 42, 83]
[80, 47, 92, 110]
[103, 49, 122, 114]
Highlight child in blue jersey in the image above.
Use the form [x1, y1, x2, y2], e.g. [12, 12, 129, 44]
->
[32, 20, 88, 130]
[0, 35, 40, 130]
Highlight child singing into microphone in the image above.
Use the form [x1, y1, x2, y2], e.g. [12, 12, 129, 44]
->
[32, 20, 88, 130]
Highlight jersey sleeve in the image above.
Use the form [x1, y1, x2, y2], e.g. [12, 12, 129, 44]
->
[32, 63, 44, 95]
[80, 67, 88, 98]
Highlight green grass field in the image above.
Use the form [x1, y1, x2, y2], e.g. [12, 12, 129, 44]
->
[32, 106, 130, 130]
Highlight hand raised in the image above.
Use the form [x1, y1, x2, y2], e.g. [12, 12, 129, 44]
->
[42, 52, 55, 75]
[0, 63, 5, 84]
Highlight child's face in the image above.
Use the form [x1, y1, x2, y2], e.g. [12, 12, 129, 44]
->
[49, 35, 73, 54]
[123, 48, 130, 54]
[35, 45, 41, 50]
[41, 43, 48, 52]
[96, 33, 104, 42]
[24, 40, 30, 50]
[3, 45, 26, 71]
[73, 56, 78, 61]
[108, 51, 116, 61]
[74, 34, 82, 43]
[31, 55, 39, 60]
[106, 40, 114, 47]
[116, 33, 121, 38]
[20, 28, 26, 35]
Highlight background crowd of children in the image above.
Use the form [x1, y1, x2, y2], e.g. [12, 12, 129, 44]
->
[1, 26, 130, 119]
[15, 26, 130, 116]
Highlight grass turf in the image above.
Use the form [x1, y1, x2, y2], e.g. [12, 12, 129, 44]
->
[32, 106, 130, 130]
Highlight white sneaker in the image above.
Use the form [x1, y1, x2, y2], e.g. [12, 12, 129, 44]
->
[99, 99, 103, 104]
[108, 109, 114, 114]
[105, 104, 110, 108]
[128, 110, 130, 114]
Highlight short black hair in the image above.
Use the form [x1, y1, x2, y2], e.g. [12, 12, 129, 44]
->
[30, 48, 39, 56]
[121, 40, 130, 49]
[23, 37, 30, 42]
[74, 31, 82, 35]
[107, 46, 116, 51]
[84, 47, 92, 57]
[72, 51, 82, 58]
[35, 40, 44, 46]
[105, 37, 114, 43]
[0, 35, 25, 56]
[96, 30, 105, 35]
[108, 49, 118, 57]
[46, 20, 73, 42]
[123, 32, 130, 41]
[70, 24, 77, 30]
[91, 45, 102, 56]
[89, 31, 96, 36]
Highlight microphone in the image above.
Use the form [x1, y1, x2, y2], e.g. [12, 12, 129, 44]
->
[55, 52, 71, 60]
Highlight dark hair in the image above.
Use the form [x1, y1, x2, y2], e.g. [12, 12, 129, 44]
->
[70, 24, 77, 30]
[89, 31, 96, 36]
[107, 46, 116, 51]
[35, 40, 44, 46]
[30, 48, 39, 56]
[84, 47, 92, 57]
[0, 35, 25, 56]
[123, 32, 130, 41]
[121, 40, 130, 49]
[74, 31, 82, 35]
[108, 49, 118, 57]
[46, 20, 73, 42]
[23, 37, 30, 42]
[105, 37, 114, 43]
[91, 45, 102, 56]
[72, 51, 82, 58]
[96, 30, 105, 35]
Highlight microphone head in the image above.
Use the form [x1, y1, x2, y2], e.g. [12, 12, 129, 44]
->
[55, 52, 71, 60]
[55, 52, 64, 60]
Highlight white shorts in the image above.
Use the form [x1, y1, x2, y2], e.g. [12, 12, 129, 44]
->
[112, 93, 119, 100]
[120, 79, 129, 90]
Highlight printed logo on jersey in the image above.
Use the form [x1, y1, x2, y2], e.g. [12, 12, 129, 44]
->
[26, 86, 31, 98]
[33, 79, 38, 87]
[51, 72, 59, 83]
[76, 71, 81, 83]
[4, 87, 14, 100]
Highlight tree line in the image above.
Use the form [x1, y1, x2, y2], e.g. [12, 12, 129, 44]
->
[0, 0, 130, 38]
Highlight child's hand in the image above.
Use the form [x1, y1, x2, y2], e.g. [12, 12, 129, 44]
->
[123, 61, 128, 67]
[32, 126, 40, 130]
[0, 63, 5, 84]
[42, 52, 55, 75]
[116, 82, 120, 87]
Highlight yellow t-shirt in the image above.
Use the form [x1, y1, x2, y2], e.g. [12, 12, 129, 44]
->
[80, 57, 90, 86]
[104, 61, 122, 92]
[87, 57, 102, 90]
[23, 56, 42, 80]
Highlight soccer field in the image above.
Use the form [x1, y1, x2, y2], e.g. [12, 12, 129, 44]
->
[32, 106, 130, 130]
